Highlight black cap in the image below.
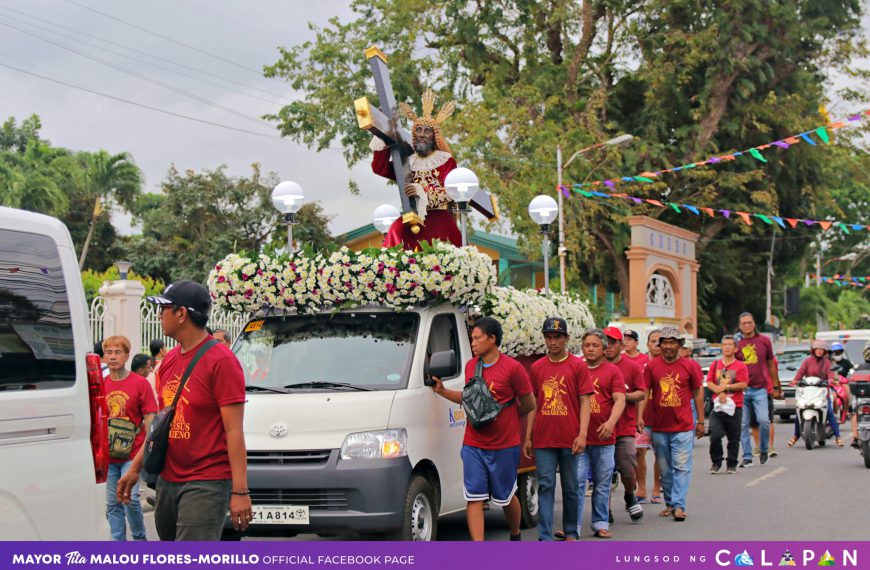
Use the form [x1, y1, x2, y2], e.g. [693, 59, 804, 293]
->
[542, 317, 568, 335]
[146, 280, 211, 314]
[624, 329, 639, 341]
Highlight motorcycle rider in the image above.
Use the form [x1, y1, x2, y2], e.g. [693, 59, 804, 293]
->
[830, 341, 854, 425]
[848, 341, 870, 448]
[787, 340, 843, 448]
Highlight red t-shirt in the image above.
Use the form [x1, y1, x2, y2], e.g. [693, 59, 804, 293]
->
[706, 359, 749, 407]
[643, 356, 703, 433]
[624, 352, 650, 370]
[462, 354, 533, 450]
[529, 355, 594, 448]
[585, 361, 626, 446]
[105, 372, 158, 464]
[613, 357, 646, 438]
[737, 334, 775, 390]
[156, 337, 246, 482]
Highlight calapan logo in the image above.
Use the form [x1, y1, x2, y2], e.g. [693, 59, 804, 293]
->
[716, 549, 857, 567]
[735, 551, 755, 566]
[269, 423, 289, 438]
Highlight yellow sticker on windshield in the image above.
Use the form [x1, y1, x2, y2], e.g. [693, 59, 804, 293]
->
[245, 320, 264, 332]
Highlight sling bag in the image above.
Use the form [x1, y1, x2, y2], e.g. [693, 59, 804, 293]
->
[461, 357, 514, 430]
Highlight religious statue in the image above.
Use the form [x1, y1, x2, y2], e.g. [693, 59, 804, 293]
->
[370, 89, 461, 249]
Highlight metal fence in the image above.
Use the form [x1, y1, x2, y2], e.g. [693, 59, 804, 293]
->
[87, 295, 250, 353]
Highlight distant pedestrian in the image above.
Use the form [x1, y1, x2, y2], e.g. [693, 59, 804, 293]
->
[213, 329, 232, 348]
[604, 327, 646, 522]
[117, 280, 251, 541]
[431, 316, 536, 541]
[706, 336, 748, 474]
[644, 326, 704, 522]
[130, 354, 153, 378]
[636, 329, 662, 504]
[147, 338, 168, 394]
[94, 340, 110, 378]
[576, 329, 626, 538]
[622, 330, 648, 368]
[524, 317, 593, 541]
[103, 336, 158, 541]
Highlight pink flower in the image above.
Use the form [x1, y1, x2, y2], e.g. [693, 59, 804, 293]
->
[257, 269, 264, 276]
[241, 273, 249, 281]
[270, 276, 277, 284]
[244, 289, 253, 299]
[217, 276, 226, 283]
[215, 264, 222, 271]
[367, 283, 375, 289]
[432, 265, 441, 272]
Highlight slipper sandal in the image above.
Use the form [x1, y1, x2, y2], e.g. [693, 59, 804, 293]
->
[673, 508, 687, 522]
[788, 436, 799, 447]
[651, 495, 663, 504]
[659, 507, 673, 517]
[636, 496, 649, 504]
[593, 529, 612, 539]
[836, 437, 844, 447]
[553, 530, 567, 541]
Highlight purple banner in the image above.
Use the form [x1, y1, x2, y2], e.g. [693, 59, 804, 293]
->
[0, 542, 866, 570]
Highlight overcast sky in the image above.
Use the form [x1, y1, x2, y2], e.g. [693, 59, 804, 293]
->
[1, 1, 866, 239]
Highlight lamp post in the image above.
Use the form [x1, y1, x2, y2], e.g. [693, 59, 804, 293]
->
[372, 204, 400, 234]
[114, 261, 132, 280]
[528, 194, 559, 292]
[556, 133, 634, 293]
[271, 181, 305, 253]
[444, 167, 479, 247]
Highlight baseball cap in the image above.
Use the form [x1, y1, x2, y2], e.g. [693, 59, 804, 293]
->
[624, 329, 639, 341]
[542, 317, 568, 335]
[603, 326, 623, 342]
[146, 280, 212, 314]
[658, 326, 684, 346]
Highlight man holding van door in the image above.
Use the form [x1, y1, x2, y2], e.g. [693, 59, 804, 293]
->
[117, 280, 251, 541]
[431, 317, 536, 541]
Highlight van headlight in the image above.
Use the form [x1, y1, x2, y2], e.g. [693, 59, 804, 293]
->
[340, 429, 408, 460]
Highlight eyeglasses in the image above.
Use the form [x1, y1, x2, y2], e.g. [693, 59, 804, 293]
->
[158, 304, 179, 315]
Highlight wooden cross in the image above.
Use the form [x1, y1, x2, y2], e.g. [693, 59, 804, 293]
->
[353, 46, 499, 224]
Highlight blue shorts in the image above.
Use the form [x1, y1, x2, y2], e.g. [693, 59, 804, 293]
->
[460, 445, 520, 507]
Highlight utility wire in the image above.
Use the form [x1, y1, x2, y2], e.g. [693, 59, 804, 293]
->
[0, 18, 267, 127]
[63, 0, 265, 76]
[0, 3, 291, 103]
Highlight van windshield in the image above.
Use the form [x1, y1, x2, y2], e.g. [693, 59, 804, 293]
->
[234, 312, 419, 391]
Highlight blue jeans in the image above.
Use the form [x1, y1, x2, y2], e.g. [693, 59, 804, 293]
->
[535, 448, 580, 541]
[741, 387, 770, 460]
[106, 461, 146, 541]
[577, 445, 615, 532]
[652, 431, 694, 511]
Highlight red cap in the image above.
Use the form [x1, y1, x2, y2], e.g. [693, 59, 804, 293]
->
[603, 326, 623, 341]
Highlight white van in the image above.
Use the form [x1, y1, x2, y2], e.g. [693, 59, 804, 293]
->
[225, 305, 537, 540]
[0, 206, 109, 540]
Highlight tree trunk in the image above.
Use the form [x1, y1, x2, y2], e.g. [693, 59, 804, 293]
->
[78, 197, 99, 269]
[593, 228, 630, 301]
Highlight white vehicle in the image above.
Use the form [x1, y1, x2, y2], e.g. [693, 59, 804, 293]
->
[795, 376, 829, 450]
[815, 330, 870, 372]
[0, 206, 109, 540]
[224, 306, 537, 540]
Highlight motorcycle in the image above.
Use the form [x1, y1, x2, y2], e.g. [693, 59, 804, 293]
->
[795, 376, 830, 450]
[851, 381, 870, 469]
[831, 376, 850, 426]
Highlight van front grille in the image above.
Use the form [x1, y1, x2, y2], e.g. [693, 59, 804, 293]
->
[247, 450, 333, 465]
[250, 489, 348, 510]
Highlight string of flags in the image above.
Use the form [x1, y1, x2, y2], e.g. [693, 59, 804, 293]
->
[810, 275, 870, 288]
[561, 108, 870, 192]
[570, 190, 867, 234]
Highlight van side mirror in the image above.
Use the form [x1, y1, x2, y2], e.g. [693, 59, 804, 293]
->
[425, 350, 457, 385]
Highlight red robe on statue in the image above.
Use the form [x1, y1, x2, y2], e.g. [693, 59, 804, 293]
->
[370, 140, 462, 250]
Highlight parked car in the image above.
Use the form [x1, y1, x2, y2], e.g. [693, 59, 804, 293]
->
[0, 206, 109, 540]
[773, 346, 810, 422]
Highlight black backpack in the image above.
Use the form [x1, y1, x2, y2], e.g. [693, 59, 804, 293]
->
[461, 358, 514, 430]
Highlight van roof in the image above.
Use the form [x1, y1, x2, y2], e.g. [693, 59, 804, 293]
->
[815, 330, 870, 341]
[0, 206, 72, 244]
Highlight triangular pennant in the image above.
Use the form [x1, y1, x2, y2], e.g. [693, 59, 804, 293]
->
[611, 193, 628, 198]
[684, 205, 700, 215]
[828, 121, 846, 129]
[851, 224, 863, 231]
[772, 141, 790, 149]
[838, 222, 850, 234]
[646, 199, 665, 208]
[634, 176, 655, 183]
[668, 203, 682, 213]
[639, 171, 658, 178]
[803, 219, 817, 226]
[819, 221, 833, 231]
[720, 209, 732, 218]
[737, 212, 753, 225]
[815, 127, 830, 143]
[785, 136, 800, 145]
[756, 214, 774, 225]
[603, 180, 616, 190]
[701, 207, 715, 217]
[800, 133, 817, 145]
[576, 189, 595, 198]
[630, 197, 643, 204]
[771, 216, 786, 228]
[748, 148, 768, 163]
[785, 218, 799, 228]
[560, 185, 571, 197]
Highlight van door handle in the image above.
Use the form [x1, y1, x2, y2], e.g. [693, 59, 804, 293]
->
[0, 415, 74, 446]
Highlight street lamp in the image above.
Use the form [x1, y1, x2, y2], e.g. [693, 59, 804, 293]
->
[114, 261, 132, 280]
[372, 204, 400, 234]
[271, 181, 305, 253]
[528, 194, 559, 292]
[444, 167, 479, 247]
[556, 133, 634, 293]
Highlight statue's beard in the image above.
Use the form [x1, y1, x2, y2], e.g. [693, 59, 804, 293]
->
[413, 136, 435, 156]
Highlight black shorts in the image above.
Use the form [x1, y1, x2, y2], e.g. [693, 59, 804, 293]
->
[749, 393, 774, 427]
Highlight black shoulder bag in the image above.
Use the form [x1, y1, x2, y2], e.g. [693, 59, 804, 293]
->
[461, 358, 514, 430]
[142, 339, 218, 487]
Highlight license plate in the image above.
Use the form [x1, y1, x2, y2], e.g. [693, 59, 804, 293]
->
[785, 398, 795, 407]
[250, 505, 309, 525]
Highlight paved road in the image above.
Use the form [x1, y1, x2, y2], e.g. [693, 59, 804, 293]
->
[140, 420, 867, 541]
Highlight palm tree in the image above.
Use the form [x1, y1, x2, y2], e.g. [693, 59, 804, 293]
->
[0, 139, 71, 217]
[78, 150, 143, 269]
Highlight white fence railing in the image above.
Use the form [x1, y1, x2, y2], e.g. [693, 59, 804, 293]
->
[88, 295, 250, 356]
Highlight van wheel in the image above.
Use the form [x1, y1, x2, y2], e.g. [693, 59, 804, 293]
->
[517, 472, 538, 529]
[395, 475, 437, 541]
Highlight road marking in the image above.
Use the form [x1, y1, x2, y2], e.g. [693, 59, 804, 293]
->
[745, 466, 788, 487]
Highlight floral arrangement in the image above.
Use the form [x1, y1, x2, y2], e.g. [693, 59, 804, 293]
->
[207, 242, 594, 357]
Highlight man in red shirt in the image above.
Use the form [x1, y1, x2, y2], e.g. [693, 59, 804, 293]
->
[644, 326, 704, 522]
[103, 335, 158, 541]
[576, 329, 626, 538]
[636, 329, 661, 504]
[705, 335, 748, 474]
[117, 280, 252, 541]
[604, 327, 647, 522]
[432, 317, 535, 541]
[523, 318, 593, 541]
[736, 312, 782, 467]
[623, 329, 649, 368]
